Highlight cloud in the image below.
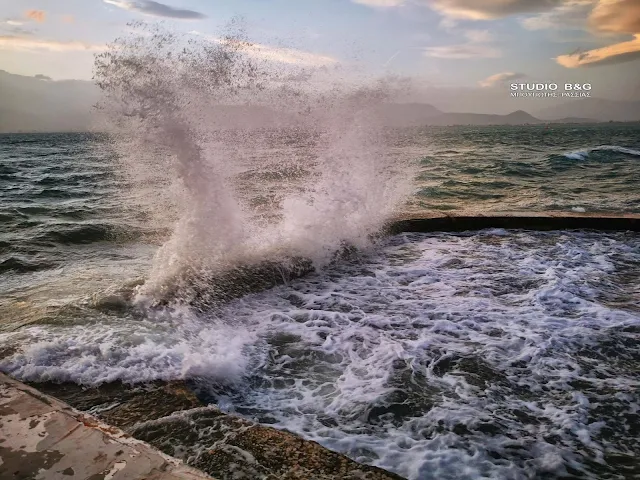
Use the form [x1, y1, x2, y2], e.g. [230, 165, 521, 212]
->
[588, 0, 640, 34]
[351, 0, 405, 6]
[62, 15, 75, 24]
[103, 0, 207, 20]
[556, 34, 640, 66]
[244, 43, 339, 66]
[0, 35, 105, 52]
[25, 10, 46, 23]
[424, 43, 501, 58]
[423, 29, 500, 59]
[4, 26, 34, 36]
[427, 0, 566, 20]
[190, 32, 338, 67]
[479, 71, 525, 87]
[2, 19, 33, 35]
[556, 0, 640, 67]
[521, 0, 594, 30]
[464, 29, 494, 42]
[352, 0, 572, 19]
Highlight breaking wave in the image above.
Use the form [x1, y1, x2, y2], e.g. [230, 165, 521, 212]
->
[94, 22, 412, 306]
[563, 145, 640, 161]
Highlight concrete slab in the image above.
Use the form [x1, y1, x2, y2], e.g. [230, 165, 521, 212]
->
[0, 373, 213, 480]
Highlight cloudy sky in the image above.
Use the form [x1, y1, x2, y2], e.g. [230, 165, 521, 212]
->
[1, 0, 639, 103]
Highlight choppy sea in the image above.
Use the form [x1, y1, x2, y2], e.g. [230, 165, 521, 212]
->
[1, 124, 639, 479]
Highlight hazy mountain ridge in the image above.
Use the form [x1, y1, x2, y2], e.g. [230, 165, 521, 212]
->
[2, 70, 639, 132]
[424, 109, 541, 126]
[533, 98, 640, 123]
[0, 70, 100, 133]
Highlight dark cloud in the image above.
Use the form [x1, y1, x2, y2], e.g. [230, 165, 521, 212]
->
[104, 0, 207, 20]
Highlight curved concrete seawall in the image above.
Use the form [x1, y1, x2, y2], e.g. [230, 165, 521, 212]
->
[0, 373, 213, 480]
[387, 211, 640, 234]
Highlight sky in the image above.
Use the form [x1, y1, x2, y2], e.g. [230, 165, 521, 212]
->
[1, 0, 639, 107]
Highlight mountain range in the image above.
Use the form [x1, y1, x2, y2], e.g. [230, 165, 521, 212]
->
[1, 70, 638, 133]
[0, 70, 99, 133]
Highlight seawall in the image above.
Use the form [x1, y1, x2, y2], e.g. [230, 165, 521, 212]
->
[0, 372, 213, 480]
[388, 211, 640, 234]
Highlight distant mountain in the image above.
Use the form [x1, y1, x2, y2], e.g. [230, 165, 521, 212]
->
[424, 109, 543, 126]
[534, 98, 640, 122]
[0, 70, 99, 133]
[376, 103, 443, 127]
[547, 117, 597, 124]
[1, 70, 631, 132]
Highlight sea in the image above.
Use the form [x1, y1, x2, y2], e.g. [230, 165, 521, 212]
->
[0, 123, 639, 480]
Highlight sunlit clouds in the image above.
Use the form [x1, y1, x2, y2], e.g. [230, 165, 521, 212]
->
[0, 0, 638, 96]
[0, 35, 105, 52]
[189, 31, 338, 67]
[556, 0, 640, 67]
[25, 10, 46, 23]
[479, 71, 525, 87]
[556, 34, 640, 66]
[589, 0, 640, 34]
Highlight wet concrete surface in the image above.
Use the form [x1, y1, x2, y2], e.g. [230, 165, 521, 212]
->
[0, 373, 212, 480]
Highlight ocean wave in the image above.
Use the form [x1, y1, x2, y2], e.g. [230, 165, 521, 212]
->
[0, 256, 54, 273]
[563, 145, 640, 160]
[32, 223, 122, 245]
[2, 230, 638, 479]
[0, 314, 253, 386]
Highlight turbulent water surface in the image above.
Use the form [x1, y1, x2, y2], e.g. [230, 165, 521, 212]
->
[406, 123, 640, 214]
[1, 125, 639, 479]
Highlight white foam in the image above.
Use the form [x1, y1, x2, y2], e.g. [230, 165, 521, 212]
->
[0, 310, 254, 385]
[564, 151, 588, 160]
[564, 145, 640, 160]
[2, 230, 638, 479]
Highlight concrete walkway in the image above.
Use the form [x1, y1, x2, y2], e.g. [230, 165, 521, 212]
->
[0, 373, 213, 480]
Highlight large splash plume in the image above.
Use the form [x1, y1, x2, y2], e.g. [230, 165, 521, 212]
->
[94, 21, 412, 306]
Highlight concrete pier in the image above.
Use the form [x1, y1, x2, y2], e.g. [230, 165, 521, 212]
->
[0, 373, 212, 480]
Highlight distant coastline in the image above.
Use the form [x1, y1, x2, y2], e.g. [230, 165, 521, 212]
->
[2, 69, 640, 133]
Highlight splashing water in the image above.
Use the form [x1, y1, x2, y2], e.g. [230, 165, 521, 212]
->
[94, 22, 412, 306]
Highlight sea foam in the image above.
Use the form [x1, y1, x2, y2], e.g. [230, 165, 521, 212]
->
[2, 230, 638, 479]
